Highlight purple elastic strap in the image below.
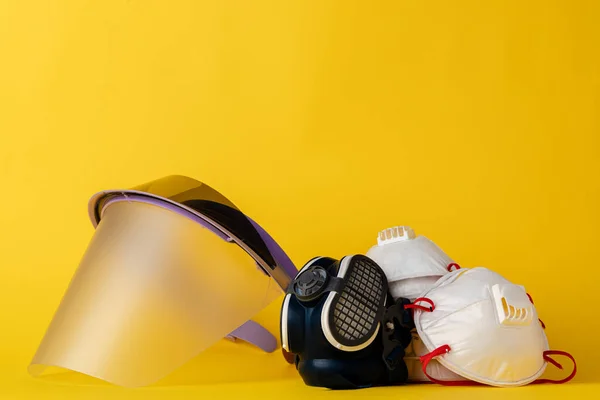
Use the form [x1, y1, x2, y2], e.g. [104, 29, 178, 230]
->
[246, 217, 298, 279]
[225, 320, 277, 353]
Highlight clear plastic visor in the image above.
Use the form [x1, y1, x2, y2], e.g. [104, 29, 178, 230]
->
[29, 200, 281, 387]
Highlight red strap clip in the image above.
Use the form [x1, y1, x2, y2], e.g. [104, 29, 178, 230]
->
[419, 345, 481, 386]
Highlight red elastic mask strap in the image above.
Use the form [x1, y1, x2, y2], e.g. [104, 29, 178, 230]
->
[419, 345, 481, 386]
[533, 350, 577, 384]
[447, 263, 461, 272]
[420, 347, 576, 386]
[527, 293, 534, 304]
[405, 297, 435, 312]
[539, 319, 546, 329]
[526, 293, 546, 329]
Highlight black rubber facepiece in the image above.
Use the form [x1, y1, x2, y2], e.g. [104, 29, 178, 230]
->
[281, 255, 414, 390]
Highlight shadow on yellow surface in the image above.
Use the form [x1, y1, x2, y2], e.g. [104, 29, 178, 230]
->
[21, 339, 599, 400]
[22, 296, 595, 396]
[16, 366, 600, 400]
[30, 340, 297, 388]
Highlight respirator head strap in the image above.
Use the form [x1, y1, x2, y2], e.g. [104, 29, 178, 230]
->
[381, 297, 414, 371]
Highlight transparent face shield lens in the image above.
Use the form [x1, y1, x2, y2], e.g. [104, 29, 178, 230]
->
[29, 196, 287, 387]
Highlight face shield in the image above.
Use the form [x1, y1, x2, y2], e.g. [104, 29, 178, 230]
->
[28, 175, 297, 387]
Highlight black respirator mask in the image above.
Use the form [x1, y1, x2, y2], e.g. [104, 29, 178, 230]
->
[280, 255, 414, 389]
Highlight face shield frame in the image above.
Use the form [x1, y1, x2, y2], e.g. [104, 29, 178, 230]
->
[29, 175, 298, 387]
[88, 175, 297, 288]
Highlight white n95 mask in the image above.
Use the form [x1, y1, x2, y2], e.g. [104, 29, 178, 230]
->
[366, 226, 456, 301]
[413, 267, 576, 387]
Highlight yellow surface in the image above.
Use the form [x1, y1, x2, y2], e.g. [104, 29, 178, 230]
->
[0, 0, 598, 398]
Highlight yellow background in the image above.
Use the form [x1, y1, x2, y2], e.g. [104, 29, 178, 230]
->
[0, 0, 598, 398]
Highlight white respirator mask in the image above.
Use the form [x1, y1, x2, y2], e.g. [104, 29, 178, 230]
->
[365, 226, 456, 301]
[366, 226, 460, 382]
[412, 266, 576, 387]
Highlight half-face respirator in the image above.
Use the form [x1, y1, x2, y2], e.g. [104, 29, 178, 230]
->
[280, 255, 415, 389]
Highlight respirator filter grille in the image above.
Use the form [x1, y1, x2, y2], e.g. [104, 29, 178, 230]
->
[331, 257, 387, 345]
